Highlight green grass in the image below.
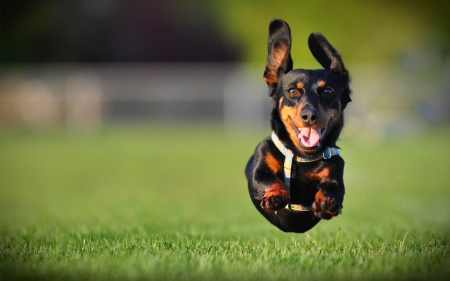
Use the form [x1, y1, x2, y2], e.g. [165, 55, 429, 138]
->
[1, 123, 450, 280]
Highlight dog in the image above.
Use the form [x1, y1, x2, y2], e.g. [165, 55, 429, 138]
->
[245, 19, 351, 233]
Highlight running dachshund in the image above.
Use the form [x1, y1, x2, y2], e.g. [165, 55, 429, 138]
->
[245, 19, 351, 233]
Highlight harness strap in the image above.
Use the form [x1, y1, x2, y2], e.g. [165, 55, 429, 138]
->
[270, 131, 340, 211]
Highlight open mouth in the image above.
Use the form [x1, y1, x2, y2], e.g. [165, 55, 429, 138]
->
[292, 121, 327, 148]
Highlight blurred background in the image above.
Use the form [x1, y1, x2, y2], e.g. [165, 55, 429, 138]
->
[1, 0, 450, 134]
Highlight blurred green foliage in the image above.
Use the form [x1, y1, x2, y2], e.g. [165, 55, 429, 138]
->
[210, 0, 450, 62]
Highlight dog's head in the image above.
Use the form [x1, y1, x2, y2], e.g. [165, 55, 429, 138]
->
[264, 19, 351, 159]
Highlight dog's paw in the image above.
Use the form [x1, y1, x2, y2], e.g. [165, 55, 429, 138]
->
[260, 178, 289, 211]
[260, 194, 289, 211]
[311, 189, 342, 220]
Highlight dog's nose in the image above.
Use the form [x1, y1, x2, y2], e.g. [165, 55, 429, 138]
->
[301, 108, 320, 124]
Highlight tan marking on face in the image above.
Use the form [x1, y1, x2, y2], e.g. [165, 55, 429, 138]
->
[296, 82, 303, 89]
[279, 98, 303, 150]
[318, 80, 326, 87]
[265, 151, 282, 174]
[278, 96, 284, 108]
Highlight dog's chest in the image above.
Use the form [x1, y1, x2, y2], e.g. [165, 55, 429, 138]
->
[288, 161, 328, 203]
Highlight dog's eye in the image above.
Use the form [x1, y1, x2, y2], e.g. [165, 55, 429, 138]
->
[322, 88, 334, 97]
[287, 88, 300, 97]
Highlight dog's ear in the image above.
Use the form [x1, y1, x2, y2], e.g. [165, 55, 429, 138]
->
[308, 32, 346, 74]
[263, 19, 293, 92]
[309, 32, 351, 106]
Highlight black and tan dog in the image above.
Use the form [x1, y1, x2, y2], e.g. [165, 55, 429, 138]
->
[245, 19, 351, 233]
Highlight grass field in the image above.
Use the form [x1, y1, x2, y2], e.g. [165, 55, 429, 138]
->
[1, 123, 449, 280]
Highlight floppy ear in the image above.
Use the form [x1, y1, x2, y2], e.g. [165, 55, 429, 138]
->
[308, 32, 347, 74]
[263, 19, 293, 90]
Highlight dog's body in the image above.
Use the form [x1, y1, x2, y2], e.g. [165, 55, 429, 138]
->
[245, 19, 351, 233]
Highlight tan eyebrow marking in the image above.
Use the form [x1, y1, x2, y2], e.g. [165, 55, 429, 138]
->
[296, 82, 303, 89]
[318, 80, 326, 87]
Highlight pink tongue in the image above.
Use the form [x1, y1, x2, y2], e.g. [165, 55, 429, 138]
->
[298, 128, 321, 147]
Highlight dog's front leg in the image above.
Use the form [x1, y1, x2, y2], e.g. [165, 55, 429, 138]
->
[312, 186, 344, 219]
[310, 159, 345, 220]
[259, 177, 289, 211]
[250, 148, 289, 212]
